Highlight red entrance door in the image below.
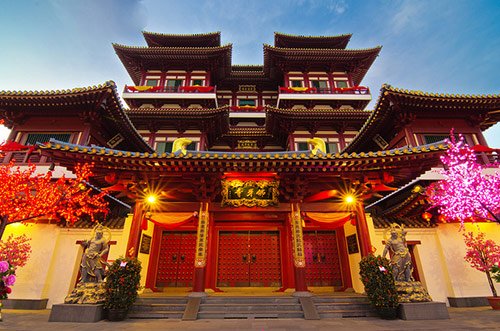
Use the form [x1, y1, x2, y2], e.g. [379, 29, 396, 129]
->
[217, 231, 281, 287]
[156, 231, 196, 287]
[303, 231, 342, 287]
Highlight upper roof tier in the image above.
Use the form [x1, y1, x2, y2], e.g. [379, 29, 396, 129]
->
[114, 32, 380, 87]
[263, 45, 381, 86]
[113, 43, 233, 85]
[343, 84, 500, 153]
[143, 31, 221, 47]
[274, 32, 352, 49]
[0, 81, 154, 153]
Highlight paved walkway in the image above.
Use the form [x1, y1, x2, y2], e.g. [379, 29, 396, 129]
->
[0, 307, 498, 331]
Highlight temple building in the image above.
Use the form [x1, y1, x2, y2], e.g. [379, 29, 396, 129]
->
[0, 31, 499, 310]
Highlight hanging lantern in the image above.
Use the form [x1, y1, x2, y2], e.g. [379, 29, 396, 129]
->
[422, 212, 432, 221]
[438, 215, 447, 223]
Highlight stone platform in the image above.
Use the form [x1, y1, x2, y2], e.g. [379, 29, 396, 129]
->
[398, 302, 449, 320]
[48, 303, 104, 322]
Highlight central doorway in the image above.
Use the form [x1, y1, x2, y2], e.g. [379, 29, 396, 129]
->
[217, 231, 281, 287]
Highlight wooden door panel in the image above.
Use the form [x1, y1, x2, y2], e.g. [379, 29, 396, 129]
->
[217, 232, 250, 287]
[249, 231, 281, 287]
[176, 232, 196, 286]
[304, 231, 343, 287]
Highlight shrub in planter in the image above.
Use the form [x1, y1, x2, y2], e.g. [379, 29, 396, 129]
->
[360, 254, 399, 319]
[104, 257, 142, 320]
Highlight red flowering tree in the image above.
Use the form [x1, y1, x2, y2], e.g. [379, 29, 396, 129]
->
[0, 162, 109, 239]
[464, 232, 500, 297]
[426, 134, 500, 226]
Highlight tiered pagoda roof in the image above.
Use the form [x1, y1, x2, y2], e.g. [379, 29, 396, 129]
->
[113, 43, 233, 85]
[0, 81, 153, 152]
[143, 31, 221, 47]
[40, 139, 448, 190]
[263, 45, 382, 85]
[344, 84, 500, 153]
[274, 32, 352, 49]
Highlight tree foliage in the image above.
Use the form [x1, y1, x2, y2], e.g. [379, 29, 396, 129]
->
[0, 162, 109, 239]
[426, 134, 500, 226]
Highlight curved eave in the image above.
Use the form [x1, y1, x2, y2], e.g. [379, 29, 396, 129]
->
[113, 43, 233, 85]
[0, 81, 153, 153]
[344, 85, 500, 153]
[142, 31, 221, 47]
[263, 45, 382, 85]
[274, 32, 352, 49]
[126, 106, 229, 118]
[40, 140, 447, 186]
[266, 106, 371, 120]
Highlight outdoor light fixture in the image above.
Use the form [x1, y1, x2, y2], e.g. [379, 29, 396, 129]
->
[344, 194, 356, 205]
[146, 194, 158, 205]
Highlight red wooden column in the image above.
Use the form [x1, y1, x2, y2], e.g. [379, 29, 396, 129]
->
[126, 202, 144, 257]
[192, 201, 210, 294]
[355, 202, 372, 257]
[290, 202, 309, 295]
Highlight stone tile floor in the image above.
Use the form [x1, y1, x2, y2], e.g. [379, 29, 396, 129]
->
[0, 307, 498, 331]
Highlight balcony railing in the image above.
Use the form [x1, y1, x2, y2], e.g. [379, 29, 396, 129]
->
[124, 85, 216, 94]
[230, 106, 265, 112]
[279, 86, 370, 95]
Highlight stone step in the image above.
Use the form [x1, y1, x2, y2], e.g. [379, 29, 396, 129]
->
[315, 302, 373, 311]
[199, 303, 302, 312]
[318, 309, 378, 318]
[131, 304, 187, 312]
[312, 296, 369, 303]
[128, 311, 184, 319]
[203, 297, 299, 304]
[135, 297, 188, 305]
[197, 310, 304, 319]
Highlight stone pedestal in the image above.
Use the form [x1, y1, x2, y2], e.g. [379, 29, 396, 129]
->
[64, 282, 106, 304]
[395, 281, 432, 302]
[49, 304, 104, 322]
[2, 298, 48, 309]
[448, 296, 489, 307]
[398, 302, 449, 320]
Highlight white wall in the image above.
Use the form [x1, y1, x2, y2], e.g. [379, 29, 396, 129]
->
[5, 218, 132, 307]
[368, 219, 500, 304]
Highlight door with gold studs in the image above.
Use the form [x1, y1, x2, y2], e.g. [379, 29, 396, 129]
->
[156, 231, 196, 287]
[303, 231, 342, 287]
[217, 231, 281, 287]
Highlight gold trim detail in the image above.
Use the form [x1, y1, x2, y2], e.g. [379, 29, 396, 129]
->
[221, 179, 279, 207]
[194, 202, 209, 268]
[291, 202, 306, 268]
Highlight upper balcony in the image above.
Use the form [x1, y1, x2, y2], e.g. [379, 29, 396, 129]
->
[122, 85, 218, 101]
[278, 85, 371, 101]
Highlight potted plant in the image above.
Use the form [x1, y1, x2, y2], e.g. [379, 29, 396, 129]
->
[359, 254, 399, 319]
[463, 232, 500, 309]
[104, 256, 142, 321]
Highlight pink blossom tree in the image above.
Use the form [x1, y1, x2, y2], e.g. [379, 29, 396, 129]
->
[426, 134, 500, 226]
[463, 232, 500, 297]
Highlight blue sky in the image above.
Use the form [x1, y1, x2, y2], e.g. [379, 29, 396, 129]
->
[0, 0, 499, 146]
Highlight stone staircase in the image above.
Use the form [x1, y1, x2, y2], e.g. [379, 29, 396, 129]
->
[128, 294, 376, 320]
[197, 296, 304, 319]
[128, 297, 188, 319]
[312, 295, 376, 318]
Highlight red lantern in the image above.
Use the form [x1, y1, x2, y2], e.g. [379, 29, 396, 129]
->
[438, 215, 447, 223]
[422, 212, 432, 221]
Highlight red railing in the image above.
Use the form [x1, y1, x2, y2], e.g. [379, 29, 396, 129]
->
[279, 86, 370, 95]
[230, 105, 265, 112]
[124, 85, 216, 93]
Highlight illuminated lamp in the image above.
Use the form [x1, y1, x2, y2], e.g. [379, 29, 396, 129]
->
[438, 215, 447, 223]
[344, 194, 356, 205]
[146, 194, 158, 205]
[422, 212, 432, 221]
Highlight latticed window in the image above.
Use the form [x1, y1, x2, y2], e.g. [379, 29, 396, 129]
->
[296, 142, 309, 151]
[24, 133, 71, 145]
[335, 80, 348, 88]
[156, 141, 173, 154]
[423, 135, 459, 144]
[326, 143, 338, 153]
[238, 99, 256, 107]
[145, 79, 158, 86]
